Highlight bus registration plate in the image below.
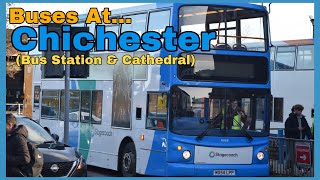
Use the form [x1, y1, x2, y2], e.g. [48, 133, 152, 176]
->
[213, 170, 236, 176]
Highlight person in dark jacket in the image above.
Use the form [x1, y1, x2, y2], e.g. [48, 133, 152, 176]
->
[285, 104, 312, 139]
[6, 113, 31, 177]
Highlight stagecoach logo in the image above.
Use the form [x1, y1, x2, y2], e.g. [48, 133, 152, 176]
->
[50, 164, 59, 173]
[92, 127, 112, 137]
[209, 151, 238, 158]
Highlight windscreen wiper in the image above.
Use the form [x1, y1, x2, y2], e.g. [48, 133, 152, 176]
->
[196, 116, 221, 141]
[232, 117, 253, 142]
[48, 142, 66, 150]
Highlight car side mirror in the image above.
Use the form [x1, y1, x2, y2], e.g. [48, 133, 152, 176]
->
[51, 133, 59, 142]
[44, 127, 51, 134]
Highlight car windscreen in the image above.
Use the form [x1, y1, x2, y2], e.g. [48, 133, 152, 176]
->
[16, 117, 55, 144]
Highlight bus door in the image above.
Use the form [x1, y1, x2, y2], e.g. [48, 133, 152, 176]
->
[77, 112, 92, 162]
[144, 92, 168, 175]
[59, 90, 82, 149]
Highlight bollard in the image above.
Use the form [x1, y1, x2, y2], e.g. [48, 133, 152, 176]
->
[18, 104, 21, 115]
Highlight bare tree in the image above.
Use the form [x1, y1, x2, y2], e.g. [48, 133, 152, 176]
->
[6, 58, 22, 79]
[6, 3, 22, 79]
[6, 3, 16, 29]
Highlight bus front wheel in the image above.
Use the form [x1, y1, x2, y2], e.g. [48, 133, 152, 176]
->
[121, 142, 136, 177]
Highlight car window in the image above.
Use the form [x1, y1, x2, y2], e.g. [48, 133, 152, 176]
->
[16, 117, 55, 144]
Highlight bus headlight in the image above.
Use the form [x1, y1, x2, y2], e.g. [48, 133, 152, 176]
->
[257, 152, 264, 160]
[182, 150, 191, 159]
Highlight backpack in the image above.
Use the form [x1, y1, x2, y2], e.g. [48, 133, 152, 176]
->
[21, 142, 44, 177]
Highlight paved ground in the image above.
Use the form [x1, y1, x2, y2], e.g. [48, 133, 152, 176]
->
[87, 166, 119, 177]
[87, 166, 146, 177]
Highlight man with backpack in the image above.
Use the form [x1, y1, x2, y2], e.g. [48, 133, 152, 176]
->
[6, 113, 43, 177]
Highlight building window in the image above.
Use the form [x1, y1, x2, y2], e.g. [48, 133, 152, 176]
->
[273, 98, 283, 122]
[41, 90, 59, 120]
[296, 45, 314, 70]
[146, 93, 167, 130]
[275, 46, 295, 70]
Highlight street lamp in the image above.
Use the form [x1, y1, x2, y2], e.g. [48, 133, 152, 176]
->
[309, 15, 314, 38]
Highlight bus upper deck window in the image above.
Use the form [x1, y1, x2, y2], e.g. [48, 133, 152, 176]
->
[179, 6, 267, 52]
[148, 10, 171, 33]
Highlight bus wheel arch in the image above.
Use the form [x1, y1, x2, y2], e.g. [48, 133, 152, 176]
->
[118, 137, 137, 177]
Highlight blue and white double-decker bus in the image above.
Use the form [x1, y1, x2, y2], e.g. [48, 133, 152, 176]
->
[29, 3, 272, 177]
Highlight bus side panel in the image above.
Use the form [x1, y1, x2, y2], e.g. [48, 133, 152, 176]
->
[144, 130, 167, 176]
[132, 81, 149, 174]
[85, 81, 117, 170]
[85, 125, 116, 170]
[135, 129, 155, 174]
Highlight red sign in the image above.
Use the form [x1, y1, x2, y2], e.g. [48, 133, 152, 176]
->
[295, 143, 311, 165]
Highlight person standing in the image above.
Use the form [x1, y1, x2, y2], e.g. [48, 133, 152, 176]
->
[6, 113, 31, 177]
[285, 104, 312, 140]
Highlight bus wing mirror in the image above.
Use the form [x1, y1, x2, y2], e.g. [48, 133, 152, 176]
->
[44, 127, 51, 134]
[268, 3, 272, 14]
[263, 3, 272, 14]
[52, 133, 59, 142]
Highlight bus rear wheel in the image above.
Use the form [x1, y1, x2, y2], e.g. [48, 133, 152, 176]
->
[120, 142, 136, 177]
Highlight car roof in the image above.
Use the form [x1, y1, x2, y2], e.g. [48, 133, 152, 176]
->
[13, 115, 29, 118]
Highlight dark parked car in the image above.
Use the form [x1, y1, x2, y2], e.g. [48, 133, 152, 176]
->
[15, 116, 87, 177]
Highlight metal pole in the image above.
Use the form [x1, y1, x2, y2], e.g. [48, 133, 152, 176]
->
[311, 19, 314, 39]
[64, 52, 70, 144]
[309, 16, 314, 39]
